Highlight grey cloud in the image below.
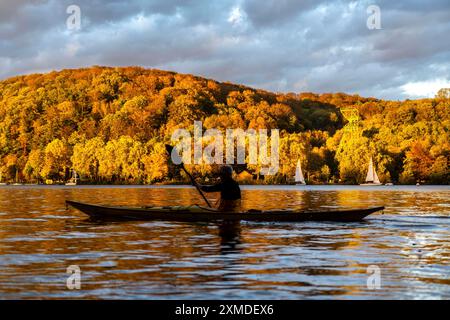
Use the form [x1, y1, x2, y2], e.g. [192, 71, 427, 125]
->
[242, 0, 320, 28]
[0, 0, 449, 100]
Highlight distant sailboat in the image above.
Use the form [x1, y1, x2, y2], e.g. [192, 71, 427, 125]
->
[65, 169, 79, 186]
[295, 160, 306, 185]
[361, 157, 382, 186]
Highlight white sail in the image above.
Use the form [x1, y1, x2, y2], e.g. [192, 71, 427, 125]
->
[365, 157, 380, 183]
[365, 158, 374, 182]
[295, 160, 306, 184]
[373, 167, 380, 184]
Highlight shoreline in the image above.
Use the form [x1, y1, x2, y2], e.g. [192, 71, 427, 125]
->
[1, 184, 449, 191]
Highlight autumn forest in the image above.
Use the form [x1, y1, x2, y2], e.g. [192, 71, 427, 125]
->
[0, 66, 448, 185]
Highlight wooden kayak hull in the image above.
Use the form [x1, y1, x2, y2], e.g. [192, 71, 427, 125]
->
[66, 200, 384, 222]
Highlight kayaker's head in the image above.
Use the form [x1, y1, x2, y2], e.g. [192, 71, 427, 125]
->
[219, 165, 233, 180]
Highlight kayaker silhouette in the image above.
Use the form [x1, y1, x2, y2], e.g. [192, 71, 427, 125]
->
[199, 165, 242, 211]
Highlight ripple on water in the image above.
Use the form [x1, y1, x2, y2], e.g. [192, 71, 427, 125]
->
[0, 186, 448, 299]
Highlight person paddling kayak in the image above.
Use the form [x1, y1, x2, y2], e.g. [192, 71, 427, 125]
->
[199, 165, 241, 211]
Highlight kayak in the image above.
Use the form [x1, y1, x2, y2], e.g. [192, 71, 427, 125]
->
[66, 200, 384, 222]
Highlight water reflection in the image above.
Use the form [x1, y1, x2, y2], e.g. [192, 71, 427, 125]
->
[0, 185, 448, 299]
[218, 221, 242, 254]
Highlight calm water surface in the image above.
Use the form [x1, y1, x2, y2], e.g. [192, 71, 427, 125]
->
[0, 185, 449, 299]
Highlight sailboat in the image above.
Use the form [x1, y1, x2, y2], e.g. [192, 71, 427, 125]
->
[65, 169, 79, 186]
[360, 157, 382, 186]
[295, 160, 306, 185]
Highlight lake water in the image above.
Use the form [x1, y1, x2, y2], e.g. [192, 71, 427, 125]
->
[0, 185, 449, 299]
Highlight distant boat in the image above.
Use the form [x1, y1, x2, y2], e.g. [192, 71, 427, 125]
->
[385, 182, 394, 186]
[295, 160, 306, 185]
[65, 169, 79, 186]
[360, 157, 382, 186]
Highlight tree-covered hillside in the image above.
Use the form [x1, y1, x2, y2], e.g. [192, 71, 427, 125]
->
[0, 66, 448, 184]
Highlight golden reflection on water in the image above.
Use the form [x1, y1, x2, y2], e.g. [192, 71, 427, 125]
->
[0, 185, 449, 299]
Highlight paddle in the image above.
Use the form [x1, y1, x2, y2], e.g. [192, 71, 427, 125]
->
[165, 144, 212, 208]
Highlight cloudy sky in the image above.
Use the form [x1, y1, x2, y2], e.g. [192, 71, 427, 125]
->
[1, 0, 449, 100]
